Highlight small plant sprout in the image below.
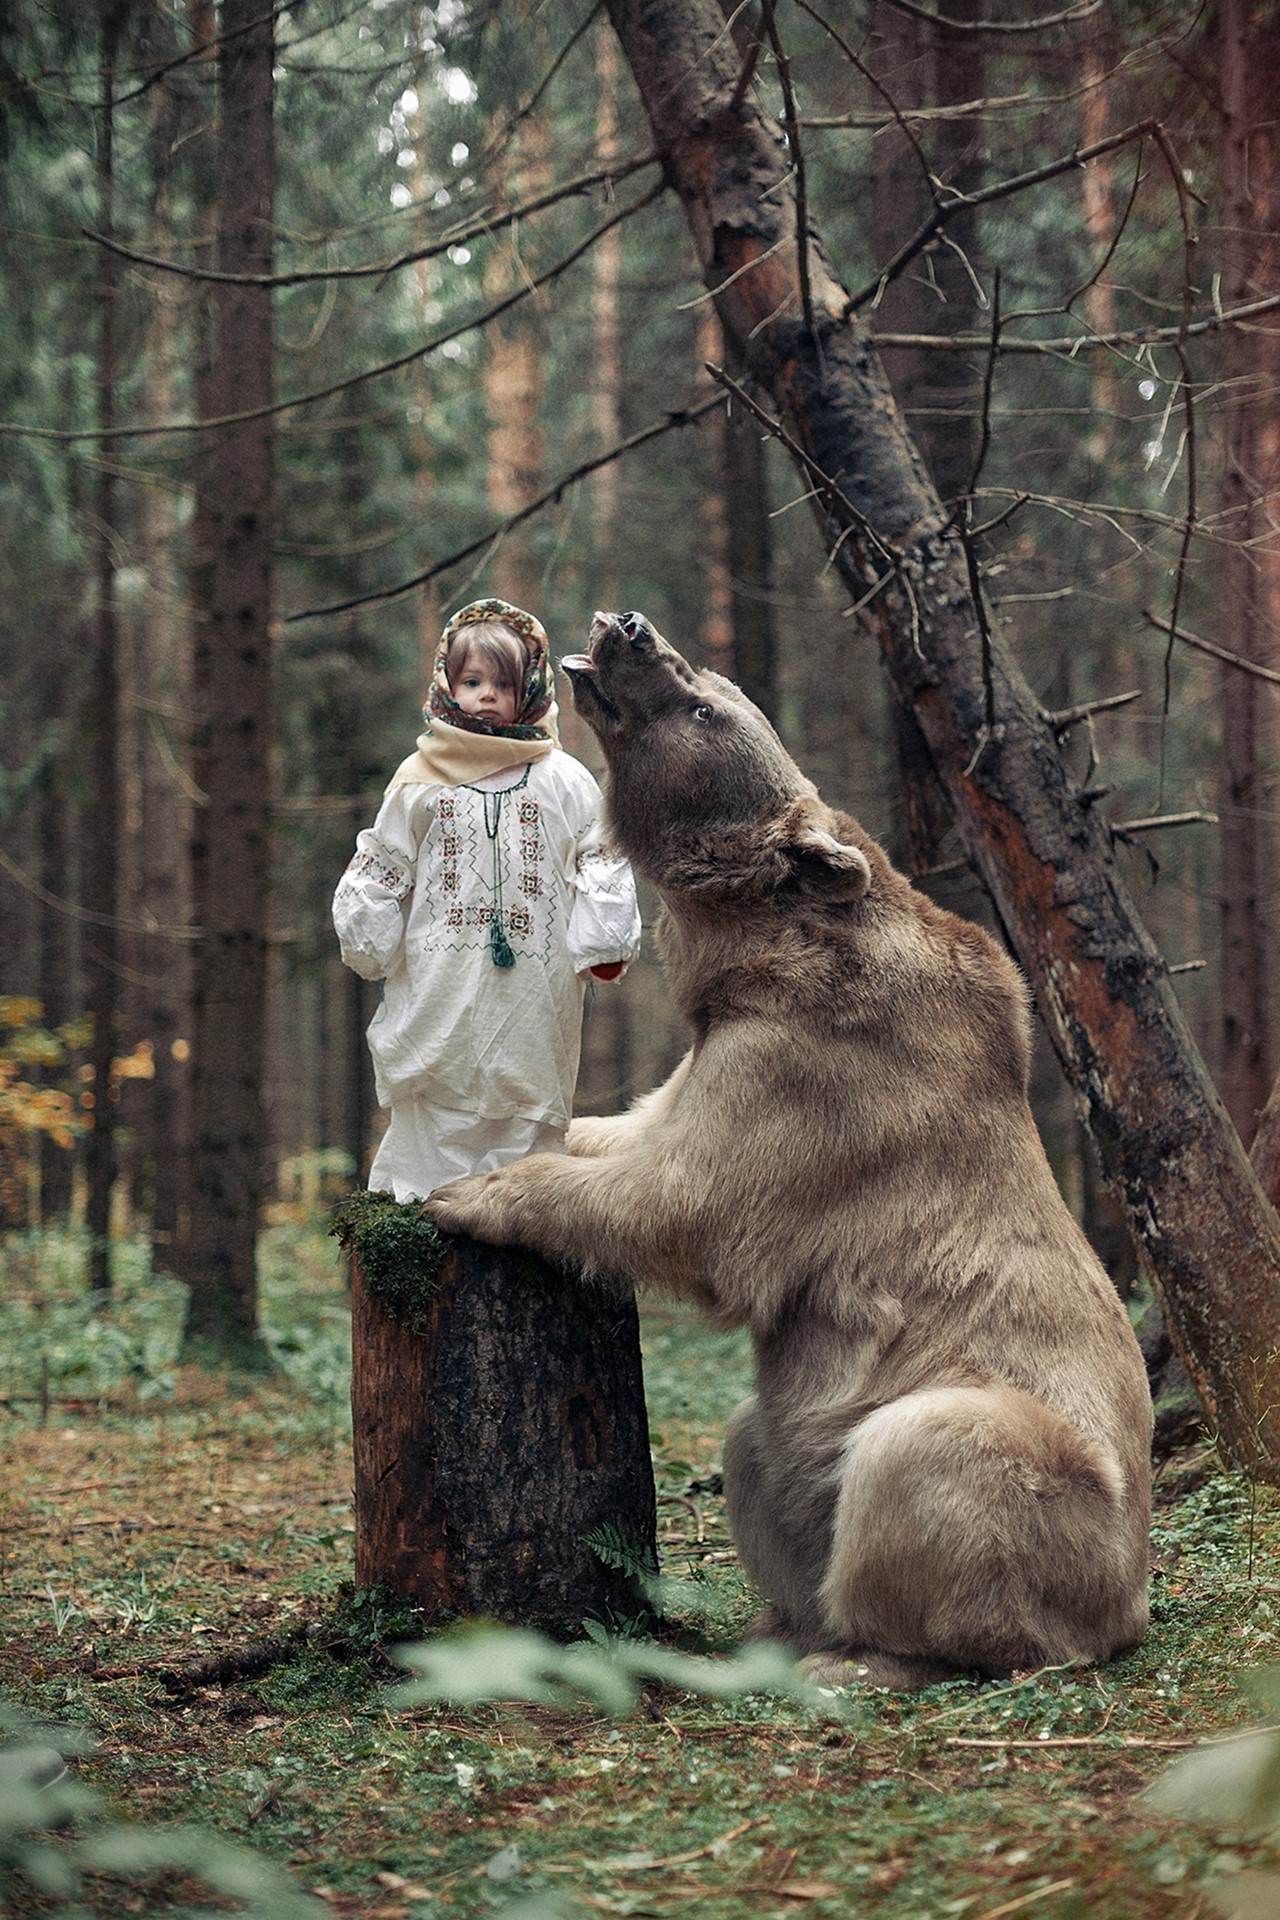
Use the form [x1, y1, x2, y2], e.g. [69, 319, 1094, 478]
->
[113, 1573, 157, 1633]
[43, 1585, 81, 1639]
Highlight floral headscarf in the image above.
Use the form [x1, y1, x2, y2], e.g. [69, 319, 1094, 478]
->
[426, 598, 555, 743]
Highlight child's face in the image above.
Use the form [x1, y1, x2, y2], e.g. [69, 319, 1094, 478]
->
[451, 649, 519, 725]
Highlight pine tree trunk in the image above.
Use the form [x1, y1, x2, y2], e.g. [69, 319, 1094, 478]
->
[482, 105, 550, 613]
[86, 9, 124, 1294]
[132, 43, 195, 1256]
[586, 23, 635, 1111]
[867, 0, 976, 872]
[606, 0, 1280, 1477]
[38, 702, 77, 1224]
[1217, 0, 1280, 1142]
[723, 399, 777, 721]
[1079, 10, 1119, 475]
[350, 1238, 657, 1624]
[182, 0, 275, 1348]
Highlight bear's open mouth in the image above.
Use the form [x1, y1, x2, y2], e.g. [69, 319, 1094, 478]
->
[560, 612, 622, 723]
[559, 609, 611, 677]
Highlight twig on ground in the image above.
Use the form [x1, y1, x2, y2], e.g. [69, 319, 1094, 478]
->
[161, 1624, 315, 1695]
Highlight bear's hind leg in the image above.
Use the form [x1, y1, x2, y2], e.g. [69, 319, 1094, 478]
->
[820, 1386, 1147, 1680]
[723, 1395, 832, 1651]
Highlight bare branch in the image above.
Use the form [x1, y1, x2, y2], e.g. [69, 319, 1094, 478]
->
[760, 0, 815, 337]
[951, 274, 1006, 734]
[1, 181, 665, 446]
[874, 284, 1280, 354]
[881, 0, 1102, 32]
[704, 363, 903, 568]
[93, 1, 288, 109]
[794, 0, 935, 211]
[1063, 135, 1149, 322]
[1147, 122, 1201, 801]
[802, 93, 1038, 129]
[0, 846, 199, 941]
[968, 494, 1029, 539]
[503, 1, 606, 143]
[1112, 811, 1217, 834]
[82, 153, 659, 290]
[285, 391, 727, 624]
[846, 119, 1162, 314]
[963, 269, 1002, 511]
[1142, 610, 1280, 688]
[728, 13, 765, 110]
[1042, 691, 1142, 731]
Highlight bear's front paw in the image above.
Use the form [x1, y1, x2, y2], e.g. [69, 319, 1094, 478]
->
[422, 1169, 517, 1245]
[564, 1114, 618, 1158]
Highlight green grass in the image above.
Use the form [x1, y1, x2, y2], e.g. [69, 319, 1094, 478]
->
[1, 1223, 1278, 1919]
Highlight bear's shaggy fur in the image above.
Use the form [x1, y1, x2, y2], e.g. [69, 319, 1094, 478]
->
[426, 611, 1152, 1685]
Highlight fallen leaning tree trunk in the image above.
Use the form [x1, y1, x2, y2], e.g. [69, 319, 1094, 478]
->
[606, 0, 1280, 1477]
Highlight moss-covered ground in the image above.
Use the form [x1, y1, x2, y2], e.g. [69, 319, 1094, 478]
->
[1, 1221, 1278, 1918]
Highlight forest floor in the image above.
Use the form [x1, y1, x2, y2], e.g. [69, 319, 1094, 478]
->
[1, 1220, 1278, 1920]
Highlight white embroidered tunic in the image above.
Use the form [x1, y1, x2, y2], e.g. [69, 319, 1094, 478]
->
[333, 750, 641, 1172]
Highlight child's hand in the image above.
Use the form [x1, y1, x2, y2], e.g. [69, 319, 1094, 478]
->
[588, 961, 626, 981]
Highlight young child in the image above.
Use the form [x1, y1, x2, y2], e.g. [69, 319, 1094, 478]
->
[333, 598, 641, 1202]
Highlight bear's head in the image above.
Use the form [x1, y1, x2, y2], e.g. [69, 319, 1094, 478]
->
[562, 611, 871, 911]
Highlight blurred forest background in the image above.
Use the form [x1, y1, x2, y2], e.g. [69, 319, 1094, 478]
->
[2, 0, 1277, 1342]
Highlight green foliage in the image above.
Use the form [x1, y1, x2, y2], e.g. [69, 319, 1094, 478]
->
[584, 1520, 660, 1592]
[0, 1229, 188, 1403]
[258, 1220, 353, 1408]
[584, 1517, 736, 1638]
[388, 1621, 846, 1719]
[1148, 1671, 1280, 1916]
[330, 1582, 429, 1652]
[329, 1188, 450, 1331]
[0, 1697, 325, 1918]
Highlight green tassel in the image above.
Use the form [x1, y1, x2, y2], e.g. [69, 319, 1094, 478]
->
[489, 919, 516, 968]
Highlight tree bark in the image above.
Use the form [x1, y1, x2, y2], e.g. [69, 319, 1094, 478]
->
[482, 104, 550, 614]
[38, 705, 77, 1226]
[1254, 1070, 1280, 1214]
[585, 23, 635, 1112]
[606, 0, 1280, 1476]
[1216, 0, 1280, 1142]
[1079, 8, 1120, 476]
[182, 0, 275, 1347]
[86, 4, 126, 1293]
[722, 394, 778, 722]
[135, 26, 196, 1256]
[867, 0, 979, 875]
[350, 1239, 657, 1624]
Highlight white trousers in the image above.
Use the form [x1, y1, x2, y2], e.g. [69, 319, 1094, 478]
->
[367, 1099, 565, 1203]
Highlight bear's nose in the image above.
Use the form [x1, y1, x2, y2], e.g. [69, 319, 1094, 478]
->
[618, 611, 648, 641]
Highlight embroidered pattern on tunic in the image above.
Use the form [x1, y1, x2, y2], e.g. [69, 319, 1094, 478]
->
[444, 903, 534, 935]
[344, 843, 413, 900]
[576, 843, 623, 872]
[415, 787, 556, 966]
[518, 799, 542, 901]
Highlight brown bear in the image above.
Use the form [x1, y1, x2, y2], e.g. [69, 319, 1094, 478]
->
[425, 610, 1152, 1686]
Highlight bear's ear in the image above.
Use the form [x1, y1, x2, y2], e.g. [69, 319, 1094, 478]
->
[782, 802, 872, 904]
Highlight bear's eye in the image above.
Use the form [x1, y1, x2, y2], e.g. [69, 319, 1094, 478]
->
[693, 703, 714, 722]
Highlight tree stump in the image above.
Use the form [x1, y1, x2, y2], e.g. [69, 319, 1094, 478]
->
[348, 1224, 657, 1628]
